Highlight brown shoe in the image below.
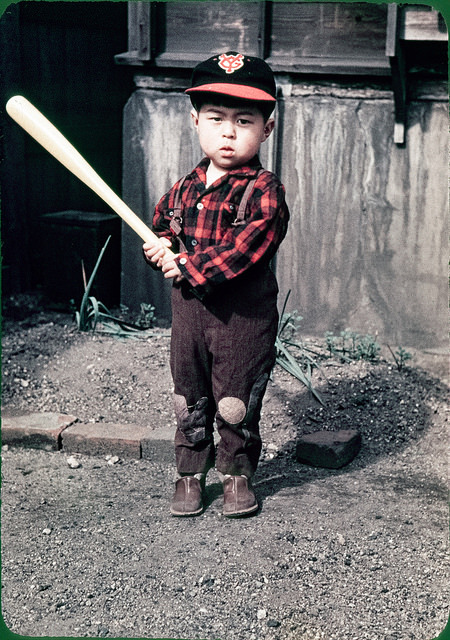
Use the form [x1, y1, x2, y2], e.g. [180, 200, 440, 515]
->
[170, 476, 204, 516]
[222, 475, 259, 517]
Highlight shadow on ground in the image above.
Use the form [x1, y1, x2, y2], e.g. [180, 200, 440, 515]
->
[255, 363, 447, 501]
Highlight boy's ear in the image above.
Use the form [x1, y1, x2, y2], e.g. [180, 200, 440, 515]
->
[262, 117, 275, 141]
[191, 108, 199, 129]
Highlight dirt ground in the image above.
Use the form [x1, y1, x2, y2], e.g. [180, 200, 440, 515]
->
[1, 294, 449, 640]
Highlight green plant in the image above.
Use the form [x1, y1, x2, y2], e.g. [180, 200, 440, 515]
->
[138, 302, 156, 329]
[356, 333, 381, 361]
[387, 344, 413, 371]
[325, 329, 380, 362]
[275, 291, 325, 405]
[75, 237, 157, 339]
[76, 236, 112, 331]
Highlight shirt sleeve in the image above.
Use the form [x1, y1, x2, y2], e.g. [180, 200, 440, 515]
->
[176, 172, 290, 295]
[152, 187, 176, 242]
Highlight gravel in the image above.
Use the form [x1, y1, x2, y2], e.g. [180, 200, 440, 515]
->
[1, 302, 449, 640]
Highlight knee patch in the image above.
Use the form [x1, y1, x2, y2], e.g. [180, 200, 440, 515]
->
[173, 394, 211, 445]
[245, 372, 270, 426]
[217, 397, 247, 425]
[173, 394, 190, 421]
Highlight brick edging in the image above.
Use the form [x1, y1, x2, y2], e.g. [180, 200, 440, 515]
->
[1, 412, 174, 463]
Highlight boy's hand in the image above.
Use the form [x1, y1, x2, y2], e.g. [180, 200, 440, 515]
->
[161, 252, 183, 282]
[143, 237, 172, 268]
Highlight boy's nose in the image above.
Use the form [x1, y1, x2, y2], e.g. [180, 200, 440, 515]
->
[222, 122, 236, 138]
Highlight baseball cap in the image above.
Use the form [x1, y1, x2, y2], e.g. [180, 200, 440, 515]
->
[186, 52, 276, 103]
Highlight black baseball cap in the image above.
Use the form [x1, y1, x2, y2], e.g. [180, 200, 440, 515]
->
[186, 52, 276, 103]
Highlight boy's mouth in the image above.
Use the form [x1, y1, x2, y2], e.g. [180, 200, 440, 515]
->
[220, 146, 234, 157]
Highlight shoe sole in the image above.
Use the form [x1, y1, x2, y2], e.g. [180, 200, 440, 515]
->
[223, 503, 259, 518]
[170, 506, 204, 517]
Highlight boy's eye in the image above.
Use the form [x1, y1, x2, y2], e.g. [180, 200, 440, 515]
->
[237, 118, 252, 125]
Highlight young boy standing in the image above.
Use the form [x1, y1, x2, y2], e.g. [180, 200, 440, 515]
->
[143, 52, 289, 518]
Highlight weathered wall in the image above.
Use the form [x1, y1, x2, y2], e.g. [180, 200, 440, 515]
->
[121, 82, 448, 347]
[276, 85, 448, 348]
[121, 89, 201, 320]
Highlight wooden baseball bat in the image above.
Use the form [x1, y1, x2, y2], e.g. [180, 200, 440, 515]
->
[6, 95, 172, 256]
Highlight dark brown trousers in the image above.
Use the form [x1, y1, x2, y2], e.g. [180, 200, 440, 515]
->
[170, 267, 279, 478]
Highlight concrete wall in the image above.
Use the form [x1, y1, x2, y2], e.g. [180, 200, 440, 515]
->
[121, 80, 448, 347]
[276, 84, 448, 348]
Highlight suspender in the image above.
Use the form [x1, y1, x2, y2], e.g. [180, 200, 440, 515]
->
[169, 170, 264, 250]
[231, 169, 264, 226]
[169, 175, 189, 253]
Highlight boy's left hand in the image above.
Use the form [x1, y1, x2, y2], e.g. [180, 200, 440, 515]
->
[161, 253, 183, 282]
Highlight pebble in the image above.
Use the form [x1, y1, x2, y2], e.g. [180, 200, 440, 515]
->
[267, 619, 281, 628]
[257, 609, 267, 620]
[42, 528, 52, 535]
[66, 456, 81, 469]
[201, 578, 215, 588]
[106, 455, 120, 465]
[14, 378, 29, 387]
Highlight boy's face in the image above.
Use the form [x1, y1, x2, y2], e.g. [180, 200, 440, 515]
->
[191, 103, 274, 175]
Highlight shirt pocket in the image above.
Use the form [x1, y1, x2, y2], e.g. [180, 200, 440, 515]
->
[161, 207, 184, 232]
[219, 201, 241, 229]
[154, 208, 185, 253]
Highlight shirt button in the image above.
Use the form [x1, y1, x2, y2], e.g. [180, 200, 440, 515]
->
[197, 202, 204, 210]
[191, 239, 198, 246]
[179, 257, 187, 265]
[168, 210, 174, 217]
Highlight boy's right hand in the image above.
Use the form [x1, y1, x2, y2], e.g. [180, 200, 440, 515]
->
[143, 237, 172, 268]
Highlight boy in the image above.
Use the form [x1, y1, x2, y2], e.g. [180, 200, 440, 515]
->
[143, 51, 289, 518]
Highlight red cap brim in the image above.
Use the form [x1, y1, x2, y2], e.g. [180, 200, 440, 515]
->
[186, 83, 276, 102]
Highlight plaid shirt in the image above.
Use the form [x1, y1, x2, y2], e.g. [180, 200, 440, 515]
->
[152, 156, 289, 296]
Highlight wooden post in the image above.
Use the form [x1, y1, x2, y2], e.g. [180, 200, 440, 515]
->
[386, 3, 407, 145]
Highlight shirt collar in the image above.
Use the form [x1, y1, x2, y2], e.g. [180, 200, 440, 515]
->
[190, 156, 262, 187]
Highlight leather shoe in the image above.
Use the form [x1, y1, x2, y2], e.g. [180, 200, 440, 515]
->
[222, 475, 259, 517]
[170, 476, 203, 516]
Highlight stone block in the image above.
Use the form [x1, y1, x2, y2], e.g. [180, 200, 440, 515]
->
[296, 429, 362, 469]
[62, 422, 149, 458]
[1, 412, 77, 451]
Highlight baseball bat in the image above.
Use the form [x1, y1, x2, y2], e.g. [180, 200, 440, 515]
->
[6, 95, 173, 256]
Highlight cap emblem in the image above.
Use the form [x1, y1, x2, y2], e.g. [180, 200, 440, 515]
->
[218, 53, 244, 74]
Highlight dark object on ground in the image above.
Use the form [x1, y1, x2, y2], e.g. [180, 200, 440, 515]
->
[296, 429, 362, 468]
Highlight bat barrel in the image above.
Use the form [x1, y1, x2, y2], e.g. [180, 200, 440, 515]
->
[6, 95, 172, 251]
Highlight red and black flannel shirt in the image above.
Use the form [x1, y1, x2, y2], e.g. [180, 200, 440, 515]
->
[152, 156, 289, 296]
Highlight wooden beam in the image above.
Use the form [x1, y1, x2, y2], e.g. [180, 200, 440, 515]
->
[258, 1, 272, 60]
[266, 56, 391, 75]
[137, 1, 151, 61]
[401, 7, 448, 42]
[386, 4, 406, 145]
